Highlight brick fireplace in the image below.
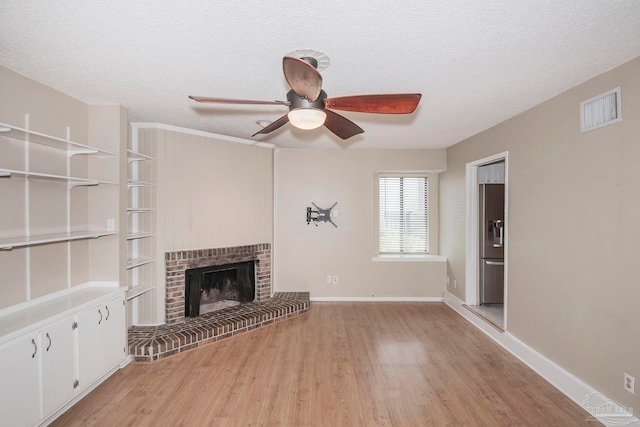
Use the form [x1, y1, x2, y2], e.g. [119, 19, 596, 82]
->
[129, 242, 307, 362]
[165, 243, 271, 324]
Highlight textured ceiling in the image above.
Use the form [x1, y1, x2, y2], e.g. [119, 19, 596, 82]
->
[1, 1, 639, 149]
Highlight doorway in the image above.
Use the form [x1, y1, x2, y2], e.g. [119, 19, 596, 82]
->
[464, 152, 508, 330]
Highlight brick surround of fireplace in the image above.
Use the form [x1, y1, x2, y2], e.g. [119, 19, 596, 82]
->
[165, 243, 271, 324]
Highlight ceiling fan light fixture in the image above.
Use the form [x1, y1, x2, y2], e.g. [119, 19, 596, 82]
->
[287, 108, 326, 130]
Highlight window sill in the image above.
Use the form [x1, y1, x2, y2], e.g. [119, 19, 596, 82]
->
[372, 254, 447, 262]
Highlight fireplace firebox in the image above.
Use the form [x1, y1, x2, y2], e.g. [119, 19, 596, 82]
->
[165, 244, 271, 324]
[185, 261, 255, 317]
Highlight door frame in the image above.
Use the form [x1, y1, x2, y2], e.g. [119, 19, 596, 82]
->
[464, 151, 509, 328]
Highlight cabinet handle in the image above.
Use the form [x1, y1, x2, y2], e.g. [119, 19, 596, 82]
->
[98, 309, 103, 325]
[31, 339, 37, 358]
[46, 333, 52, 352]
[105, 305, 110, 321]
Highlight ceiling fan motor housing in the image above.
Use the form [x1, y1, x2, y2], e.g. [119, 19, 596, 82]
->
[287, 89, 327, 112]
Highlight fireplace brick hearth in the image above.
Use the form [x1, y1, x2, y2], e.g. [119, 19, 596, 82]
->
[129, 292, 309, 362]
[165, 243, 271, 324]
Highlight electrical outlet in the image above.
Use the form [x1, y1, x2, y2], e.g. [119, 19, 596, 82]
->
[453, 280, 457, 289]
[447, 276, 450, 285]
[332, 275, 339, 284]
[326, 275, 332, 284]
[624, 373, 635, 394]
[106, 219, 115, 231]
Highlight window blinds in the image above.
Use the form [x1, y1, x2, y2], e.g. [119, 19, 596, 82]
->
[379, 176, 429, 254]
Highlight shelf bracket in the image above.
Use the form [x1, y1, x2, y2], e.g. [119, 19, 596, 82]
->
[68, 181, 99, 190]
[68, 148, 99, 157]
[127, 182, 148, 188]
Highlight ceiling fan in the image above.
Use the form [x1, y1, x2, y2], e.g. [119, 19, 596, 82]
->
[189, 55, 422, 140]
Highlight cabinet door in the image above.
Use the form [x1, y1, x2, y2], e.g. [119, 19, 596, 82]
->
[77, 305, 105, 390]
[0, 334, 43, 427]
[41, 316, 76, 416]
[102, 296, 126, 371]
[77, 295, 126, 391]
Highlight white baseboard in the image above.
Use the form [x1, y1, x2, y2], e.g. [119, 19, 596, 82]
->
[310, 296, 444, 302]
[443, 291, 638, 427]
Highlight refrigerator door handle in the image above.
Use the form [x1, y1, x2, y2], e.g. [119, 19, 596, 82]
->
[485, 260, 504, 266]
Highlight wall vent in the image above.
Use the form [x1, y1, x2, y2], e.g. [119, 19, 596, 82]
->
[580, 87, 622, 133]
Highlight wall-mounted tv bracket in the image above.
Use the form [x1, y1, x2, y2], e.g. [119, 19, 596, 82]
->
[306, 202, 338, 228]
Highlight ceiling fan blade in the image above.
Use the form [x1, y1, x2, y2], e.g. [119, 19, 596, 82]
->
[252, 114, 290, 137]
[189, 96, 289, 106]
[282, 56, 323, 102]
[324, 93, 422, 114]
[323, 110, 364, 140]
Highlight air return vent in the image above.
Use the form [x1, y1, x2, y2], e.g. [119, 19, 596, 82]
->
[580, 87, 622, 132]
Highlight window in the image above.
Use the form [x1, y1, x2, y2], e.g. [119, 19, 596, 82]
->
[378, 175, 429, 254]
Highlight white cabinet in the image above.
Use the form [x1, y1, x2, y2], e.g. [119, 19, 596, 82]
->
[77, 295, 126, 390]
[0, 316, 76, 426]
[0, 284, 126, 426]
[0, 333, 42, 427]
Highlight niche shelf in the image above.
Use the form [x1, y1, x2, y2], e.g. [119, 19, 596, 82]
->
[125, 125, 157, 324]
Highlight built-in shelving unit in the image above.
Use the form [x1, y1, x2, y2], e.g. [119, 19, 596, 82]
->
[0, 113, 122, 305]
[0, 72, 128, 426]
[126, 126, 157, 324]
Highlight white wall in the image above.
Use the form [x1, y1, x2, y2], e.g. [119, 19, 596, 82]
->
[147, 127, 274, 322]
[439, 56, 640, 409]
[274, 148, 447, 299]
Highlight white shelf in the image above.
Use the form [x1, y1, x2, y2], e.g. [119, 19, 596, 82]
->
[126, 257, 154, 269]
[0, 230, 118, 250]
[0, 122, 116, 157]
[0, 168, 117, 186]
[125, 285, 155, 301]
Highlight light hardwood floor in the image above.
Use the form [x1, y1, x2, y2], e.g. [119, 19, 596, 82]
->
[52, 303, 597, 426]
